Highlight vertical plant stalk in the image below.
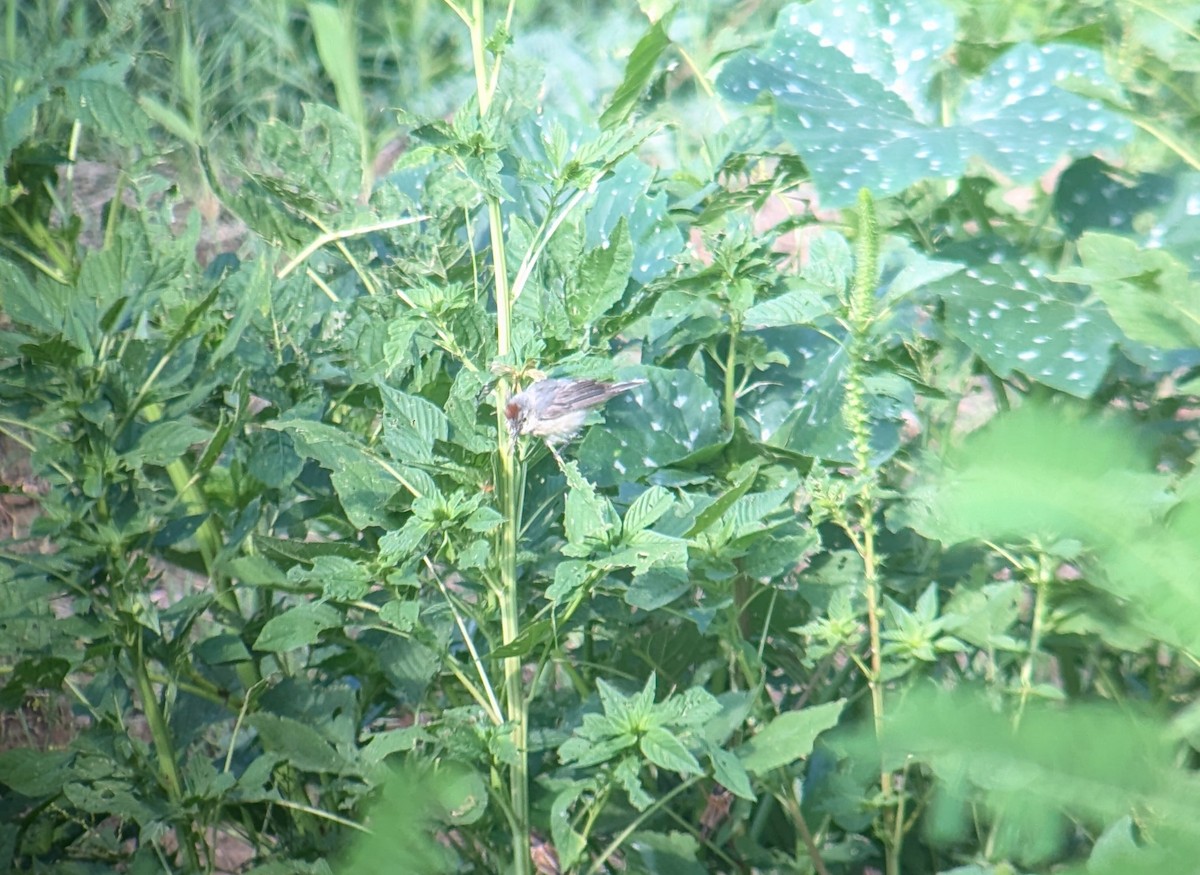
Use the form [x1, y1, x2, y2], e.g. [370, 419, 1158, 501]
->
[131, 628, 203, 871]
[722, 316, 740, 434]
[842, 190, 902, 874]
[462, 1, 530, 871]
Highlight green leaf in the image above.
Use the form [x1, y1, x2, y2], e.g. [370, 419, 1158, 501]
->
[625, 567, 691, 610]
[127, 421, 210, 467]
[568, 217, 633, 327]
[0, 749, 74, 797]
[253, 602, 343, 652]
[622, 485, 675, 535]
[546, 560, 592, 603]
[738, 699, 845, 774]
[627, 831, 707, 874]
[614, 755, 654, 810]
[743, 322, 911, 464]
[599, 17, 673, 129]
[640, 726, 703, 775]
[708, 746, 755, 801]
[563, 462, 620, 552]
[744, 285, 831, 328]
[246, 429, 305, 489]
[304, 555, 372, 601]
[65, 74, 152, 149]
[580, 367, 723, 486]
[584, 155, 684, 283]
[380, 600, 419, 632]
[718, 0, 1130, 206]
[870, 688, 1177, 867]
[930, 256, 1119, 398]
[268, 419, 404, 529]
[908, 404, 1162, 548]
[379, 384, 450, 463]
[1053, 232, 1200, 350]
[687, 464, 759, 538]
[247, 714, 348, 775]
[308, 1, 366, 133]
[550, 781, 590, 870]
[488, 619, 554, 659]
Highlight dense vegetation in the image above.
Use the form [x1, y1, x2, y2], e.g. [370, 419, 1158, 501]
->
[3, 1, 1200, 873]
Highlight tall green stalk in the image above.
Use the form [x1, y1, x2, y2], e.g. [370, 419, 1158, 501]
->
[457, 1, 530, 871]
[842, 189, 903, 874]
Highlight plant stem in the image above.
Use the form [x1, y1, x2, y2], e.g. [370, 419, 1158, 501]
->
[785, 792, 831, 875]
[1015, 560, 1048, 731]
[844, 190, 899, 874]
[723, 320, 739, 434]
[461, 0, 530, 870]
[132, 628, 202, 872]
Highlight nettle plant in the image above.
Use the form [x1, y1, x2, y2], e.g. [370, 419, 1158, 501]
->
[4, 0, 1200, 874]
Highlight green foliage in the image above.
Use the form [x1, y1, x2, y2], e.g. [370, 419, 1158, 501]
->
[717, 0, 1129, 207]
[2, 0, 1200, 874]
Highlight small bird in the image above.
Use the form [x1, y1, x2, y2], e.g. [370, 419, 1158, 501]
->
[505, 377, 646, 463]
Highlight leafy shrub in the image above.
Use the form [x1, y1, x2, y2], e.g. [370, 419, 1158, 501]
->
[2, 1, 1200, 874]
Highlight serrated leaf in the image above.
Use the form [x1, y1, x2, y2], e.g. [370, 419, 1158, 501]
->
[622, 485, 675, 535]
[627, 831, 706, 874]
[253, 602, 342, 652]
[640, 726, 703, 775]
[738, 699, 845, 774]
[301, 555, 372, 601]
[379, 383, 450, 463]
[625, 567, 691, 610]
[246, 713, 348, 774]
[127, 421, 210, 467]
[550, 782, 590, 870]
[744, 286, 831, 328]
[687, 464, 759, 538]
[546, 559, 591, 603]
[268, 419, 403, 528]
[0, 749, 74, 797]
[568, 217, 633, 327]
[615, 755, 655, 810]
[247, 429, 305, 488]
[379, 599, 419, 632]
[563, 462, 620, 552]
[600, 17, 673, 129]
[708, 746, 755, 801]
[64, 77, 152, 149]
[718, 0, 1130, 206]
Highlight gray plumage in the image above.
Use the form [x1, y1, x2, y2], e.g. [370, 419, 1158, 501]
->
[505, 378, 646, 444]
